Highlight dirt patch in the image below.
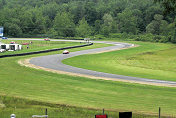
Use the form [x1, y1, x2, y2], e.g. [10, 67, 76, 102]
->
[91, 44, 138, 54]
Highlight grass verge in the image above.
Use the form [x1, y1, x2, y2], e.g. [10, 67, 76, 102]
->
[0, 41, 176, 117]
[1, 96, 169, 118]
[63, 41, 176, 81]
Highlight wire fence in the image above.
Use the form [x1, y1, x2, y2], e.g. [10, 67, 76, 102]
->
[1, 107, 176, 118]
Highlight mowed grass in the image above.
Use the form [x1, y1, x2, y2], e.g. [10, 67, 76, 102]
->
[0, 40, 81, 55]
[63, 41, 176, 81]
[0, 43, 176, 117]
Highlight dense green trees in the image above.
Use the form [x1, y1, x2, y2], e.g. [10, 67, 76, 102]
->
[154, 0, 176, 14]
[154, 0, 176, 42]
[54, 12, 75, 37]
[0, 0, 175, 43]
[117, 8, 138, 34]
[101, 13, 114, 36]
[76, 18, 92, 37]
[146, 14, 168, 35]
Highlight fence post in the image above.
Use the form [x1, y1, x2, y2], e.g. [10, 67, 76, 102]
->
[103, 108, 104, 115]
[159, 107, 161, 118]
[45, 108, 48, 118]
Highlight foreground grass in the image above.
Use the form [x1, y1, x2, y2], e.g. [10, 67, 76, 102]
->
[0, 43, 176, 117]
[63, 41, 176, 81]
[0, 96, 157, 118]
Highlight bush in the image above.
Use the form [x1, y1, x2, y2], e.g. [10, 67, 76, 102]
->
[134, 34, 169, 43]
[94, 34, 105, 39]
[109, 33, 122, 38]
[158, 37, 169, 43]
[134, 34, 153, 42]
[109, 33, 137, 40]
[153, 36, 162, 42]
[95, 33, 171, 43]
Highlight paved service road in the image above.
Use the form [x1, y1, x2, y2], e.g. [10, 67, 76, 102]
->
[25, 39, 176, 87]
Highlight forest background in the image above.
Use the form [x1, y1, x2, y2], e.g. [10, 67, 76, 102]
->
[0, 0, 175, 43]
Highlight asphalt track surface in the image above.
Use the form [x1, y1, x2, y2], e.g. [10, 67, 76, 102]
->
[10, 39, 176, 86]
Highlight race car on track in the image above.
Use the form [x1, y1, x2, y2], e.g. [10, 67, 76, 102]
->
[63, 50, 69, 54]
[44, 38, 50, 41]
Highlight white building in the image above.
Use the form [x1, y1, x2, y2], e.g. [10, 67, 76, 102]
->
[9, 44, 22, 51]
[0, 42, 22, 52]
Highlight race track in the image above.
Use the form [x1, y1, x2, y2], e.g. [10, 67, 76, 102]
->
[24, 39, 176, 87]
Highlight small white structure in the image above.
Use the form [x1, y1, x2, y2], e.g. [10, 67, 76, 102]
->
[84, 38, 90, 43]
[9, 44, 22, 51]
[0, 42, 22, 52]
[32, 115, 48, 118]
[10, 114, 16, 118]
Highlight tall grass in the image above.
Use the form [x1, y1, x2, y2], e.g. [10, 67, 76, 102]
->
[0, 96, 168, 118]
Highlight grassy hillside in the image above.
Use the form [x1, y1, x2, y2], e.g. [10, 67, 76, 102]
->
[0, 42, 176, 117]
[63, 41, 176, 81]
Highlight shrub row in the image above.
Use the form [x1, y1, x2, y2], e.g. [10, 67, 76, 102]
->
[107, 33, 175, 43]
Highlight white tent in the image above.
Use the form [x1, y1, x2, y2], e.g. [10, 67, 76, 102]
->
[9, 44, 22, 51]
[0, 43, 22, 52]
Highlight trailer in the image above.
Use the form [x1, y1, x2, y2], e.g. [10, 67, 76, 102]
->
[0, 44, 9, 50]
[8, 44, 22, 51]
[0, 43, 22, 52]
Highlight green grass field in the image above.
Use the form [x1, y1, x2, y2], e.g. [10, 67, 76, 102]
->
[0, 40, 81, 55]
[63, 41, 176, 81]
[0, 96, 156, 118]
[1, 40, 176, 117]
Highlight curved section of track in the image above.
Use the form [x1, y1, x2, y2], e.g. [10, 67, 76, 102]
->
[27, 40, 176, 87]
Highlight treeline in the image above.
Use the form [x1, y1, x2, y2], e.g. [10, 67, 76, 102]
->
[0, 0, 175, 42]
